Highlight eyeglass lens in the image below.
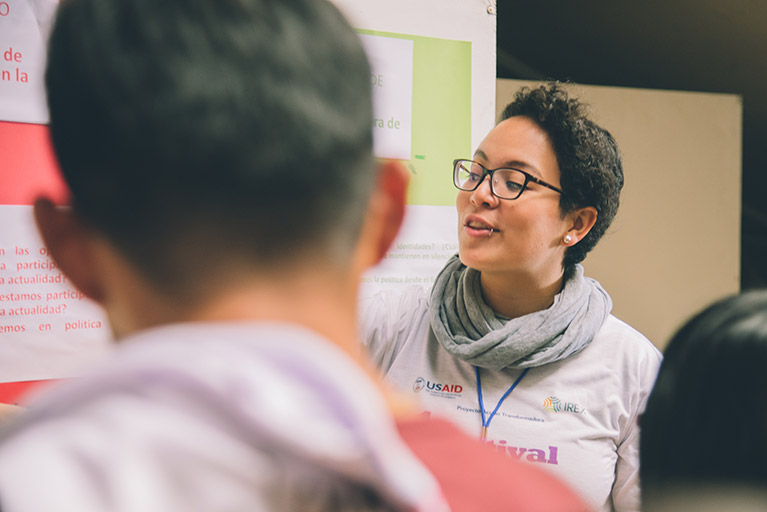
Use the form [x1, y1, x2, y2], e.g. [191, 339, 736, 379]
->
[454, 160, 527, 199]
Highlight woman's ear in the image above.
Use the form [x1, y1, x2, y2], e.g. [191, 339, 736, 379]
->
[563, 206, 597, 246]
[33, 198, 106, 303]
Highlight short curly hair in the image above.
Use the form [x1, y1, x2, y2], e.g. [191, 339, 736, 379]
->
[500, 82, 623, 277]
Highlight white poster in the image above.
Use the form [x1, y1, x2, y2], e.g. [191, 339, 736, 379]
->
[0, 0, 495, 402]
[0, 0, 113, 395]
[0, 207, 111, 384]
[360, 205, 458, 294]
[334, 0, 496, 301]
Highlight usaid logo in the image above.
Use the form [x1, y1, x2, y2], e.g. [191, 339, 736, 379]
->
[426, 381, 463, 393]
[413, 377, 463, 395]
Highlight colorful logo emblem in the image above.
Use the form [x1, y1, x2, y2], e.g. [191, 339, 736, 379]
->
[413, 377, 425, 392]
[543, 395, 586, 414]
[543, 396, 562, 412]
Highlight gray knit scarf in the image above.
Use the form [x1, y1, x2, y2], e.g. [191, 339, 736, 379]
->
[429, 254, 612, 371]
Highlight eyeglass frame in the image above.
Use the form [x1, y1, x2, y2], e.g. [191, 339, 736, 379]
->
[452, 159, 564, 200]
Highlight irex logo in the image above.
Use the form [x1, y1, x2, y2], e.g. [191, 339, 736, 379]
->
[543, 395, 586, 414]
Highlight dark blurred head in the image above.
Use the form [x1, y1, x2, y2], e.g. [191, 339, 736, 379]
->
[500, 83, 623, 276]
[45, 0, 374, 296]
[640, 290, 767, 498]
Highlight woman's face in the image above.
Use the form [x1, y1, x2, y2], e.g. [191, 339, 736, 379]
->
[456, 116, 572, 279]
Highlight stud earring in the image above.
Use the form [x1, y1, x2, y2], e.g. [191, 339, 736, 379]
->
[563, 235, 572, 244]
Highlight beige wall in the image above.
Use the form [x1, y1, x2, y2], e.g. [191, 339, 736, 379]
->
[497, 79, 742, 351]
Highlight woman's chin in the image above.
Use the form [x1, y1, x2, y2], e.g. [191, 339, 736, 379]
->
[457, 250, 492, 272]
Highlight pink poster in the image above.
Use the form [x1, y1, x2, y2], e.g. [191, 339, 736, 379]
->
[0, 0, 112, 402]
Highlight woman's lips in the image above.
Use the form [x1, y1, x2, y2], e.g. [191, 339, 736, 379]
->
[464, 217, 499, 236]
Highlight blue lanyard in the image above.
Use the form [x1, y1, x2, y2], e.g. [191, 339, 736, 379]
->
[474, 366, 530, 441]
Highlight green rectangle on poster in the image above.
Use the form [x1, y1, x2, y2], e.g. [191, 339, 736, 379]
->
[358, 30, 471, 207]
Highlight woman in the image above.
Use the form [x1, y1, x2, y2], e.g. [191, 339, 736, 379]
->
[640, 291, 767, 510]
[362, 83, 661, 512]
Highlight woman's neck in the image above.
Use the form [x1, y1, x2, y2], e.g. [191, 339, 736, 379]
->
[479, 268, 565, 319]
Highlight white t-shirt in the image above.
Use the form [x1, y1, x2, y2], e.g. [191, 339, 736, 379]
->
[0, 322, 448, 512]
[362, 286, 662, 512]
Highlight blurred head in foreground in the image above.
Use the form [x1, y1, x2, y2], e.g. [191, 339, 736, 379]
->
[40, 0, 407, 336]
[641, 290, 767, 508]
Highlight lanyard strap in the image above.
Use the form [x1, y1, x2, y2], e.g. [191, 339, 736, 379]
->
[474, 366, 530, 441]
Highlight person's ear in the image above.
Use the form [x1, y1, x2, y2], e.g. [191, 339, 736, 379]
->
[354, 160, 409, 270]
[372, 160, 408, 262]
[33, 198, 106, 304]
[562, 206, 597, 247]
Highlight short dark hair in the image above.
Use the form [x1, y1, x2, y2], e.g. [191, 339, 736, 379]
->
[45, 0, 374, 296]
[640, 290, 767, 496]
[500, 83, 623, 275]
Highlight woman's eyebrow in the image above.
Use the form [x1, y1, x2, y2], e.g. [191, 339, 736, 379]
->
[474, 149, 489, 161]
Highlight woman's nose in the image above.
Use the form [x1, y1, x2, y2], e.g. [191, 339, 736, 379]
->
[470, 175, 498, 207]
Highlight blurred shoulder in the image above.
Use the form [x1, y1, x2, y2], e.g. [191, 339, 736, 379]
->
[597, 314, 662, 361]
[360, 285, 431, 331]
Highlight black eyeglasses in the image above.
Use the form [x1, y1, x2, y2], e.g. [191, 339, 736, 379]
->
[453, 159, 563, 200]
